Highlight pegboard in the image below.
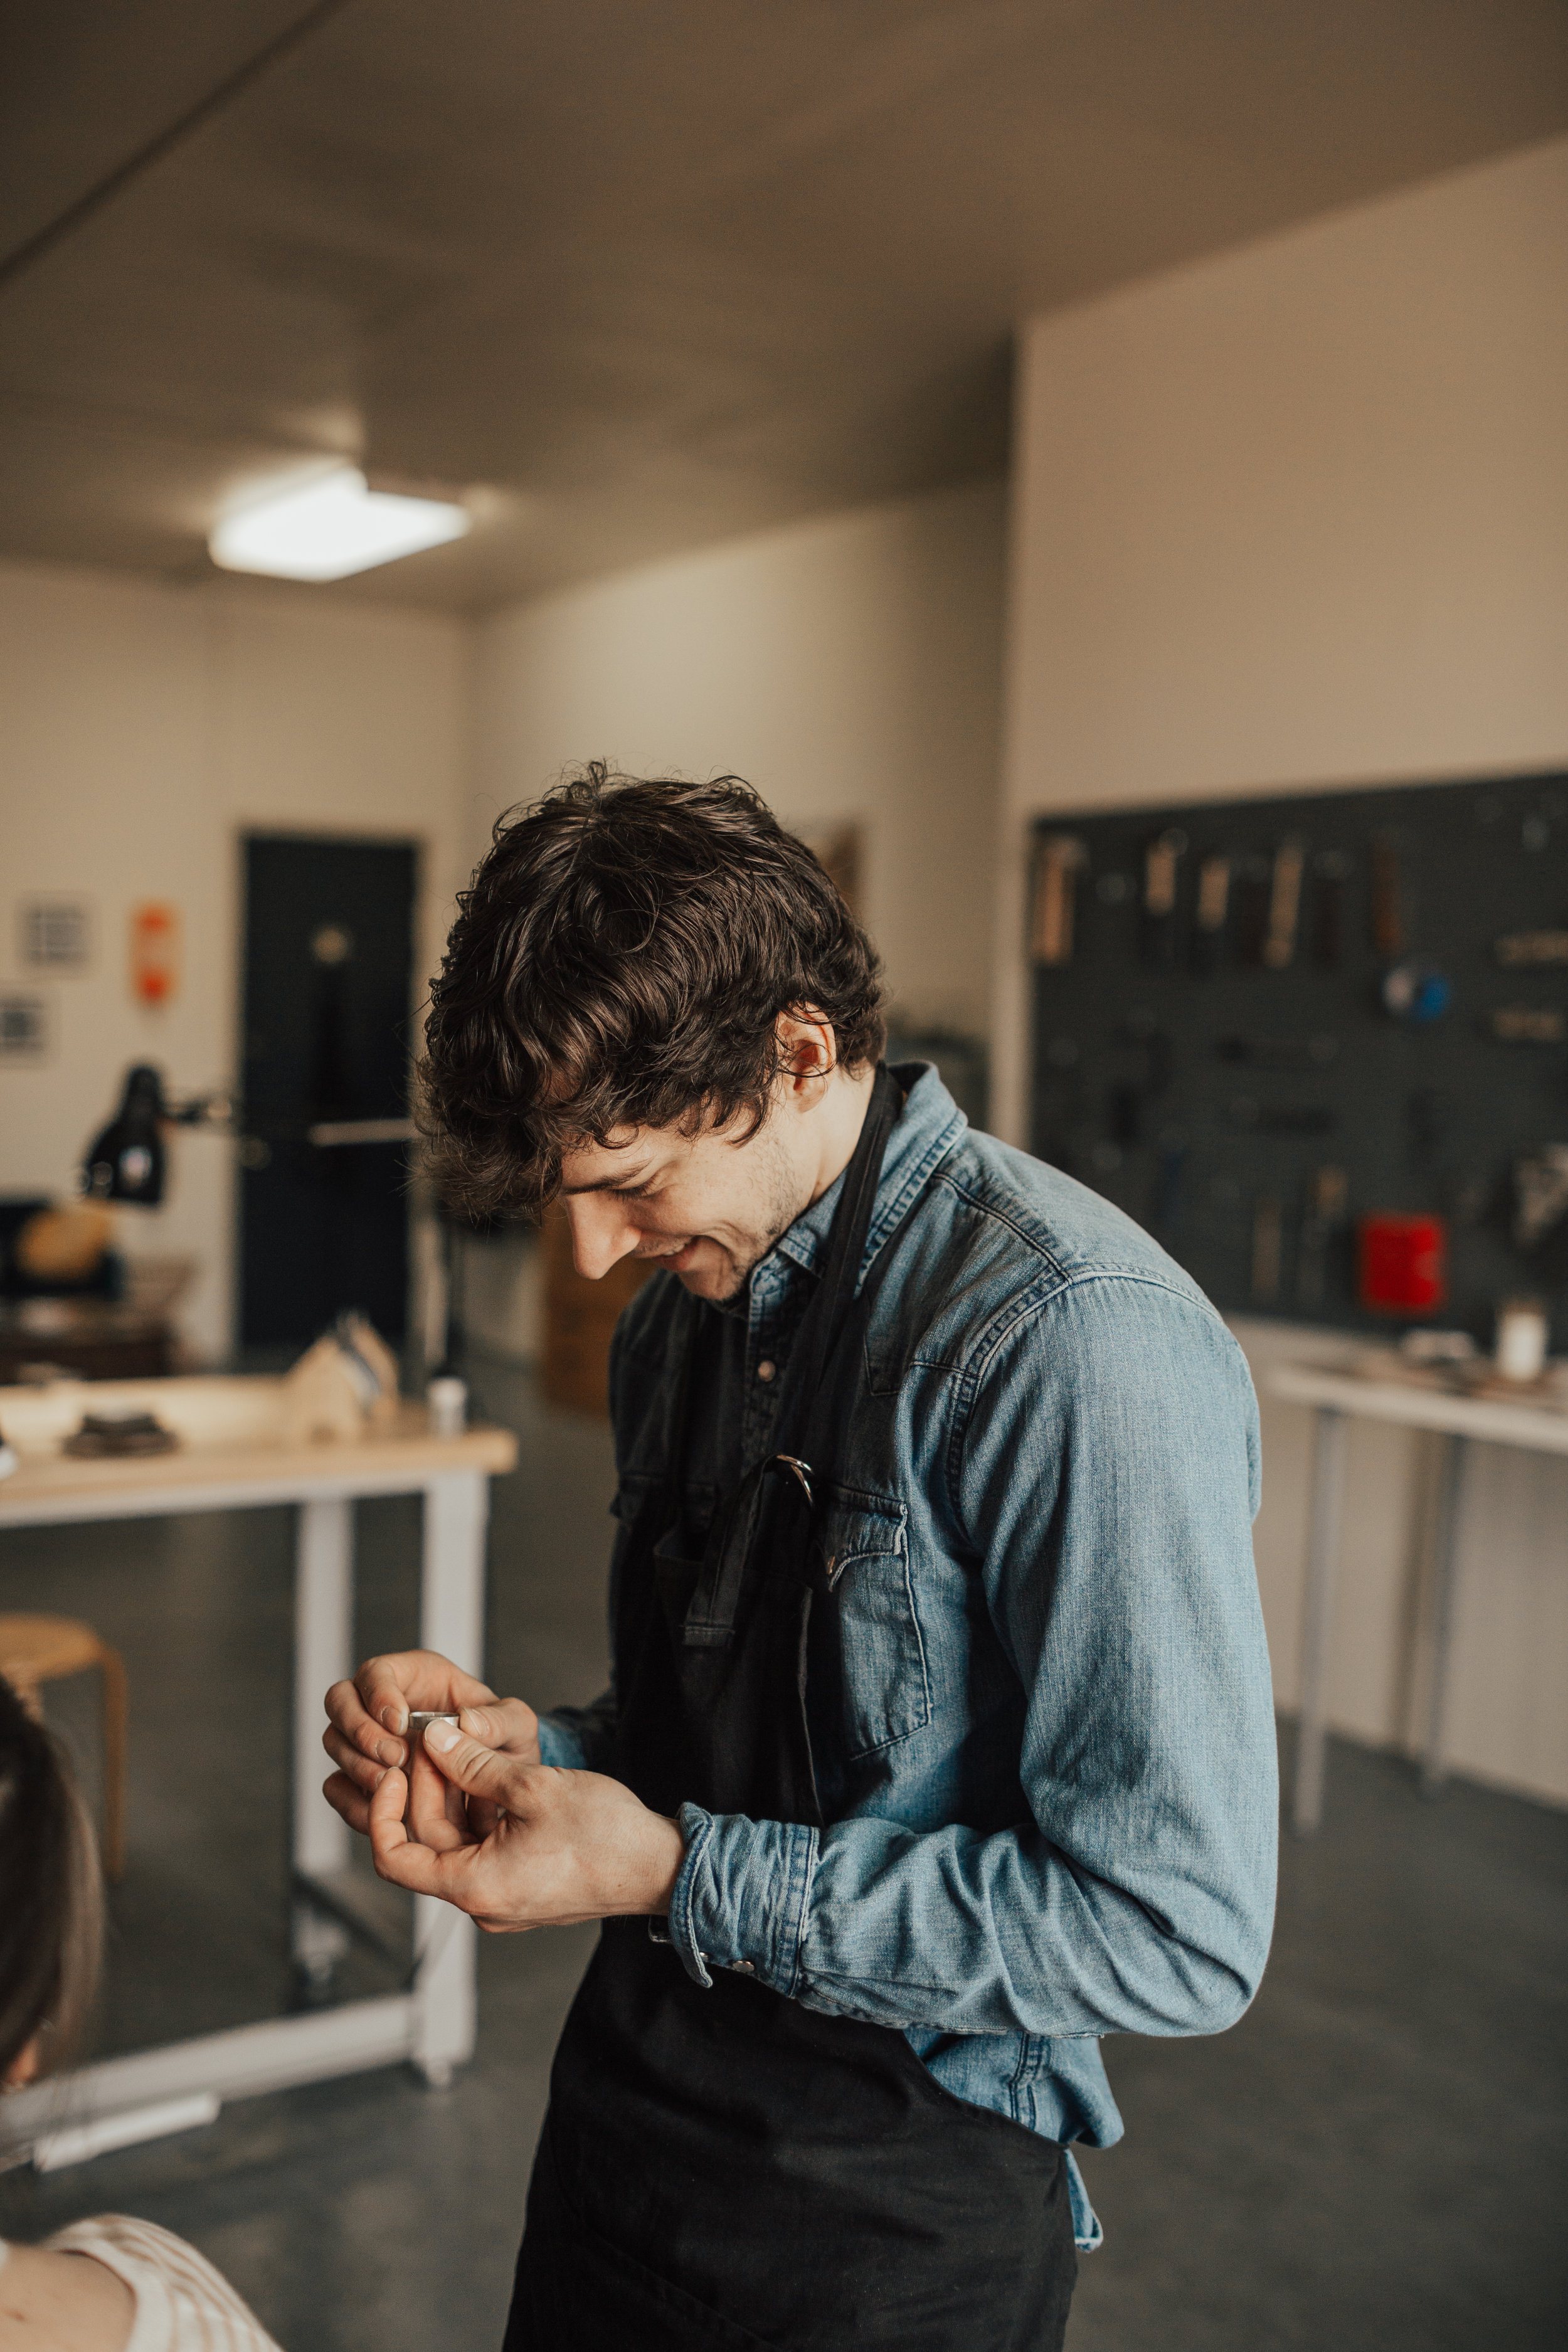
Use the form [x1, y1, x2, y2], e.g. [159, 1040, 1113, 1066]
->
[1028, 772, 1568, 1347]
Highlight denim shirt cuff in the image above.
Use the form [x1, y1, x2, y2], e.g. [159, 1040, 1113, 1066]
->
[654, 1803, 819, 1994]
[534, 1714, 589, 1770]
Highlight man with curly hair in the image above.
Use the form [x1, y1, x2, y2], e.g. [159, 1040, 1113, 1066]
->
[324, 767, 1276, 2351]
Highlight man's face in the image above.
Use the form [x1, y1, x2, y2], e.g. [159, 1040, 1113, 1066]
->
[557, 1099, 809, 1303]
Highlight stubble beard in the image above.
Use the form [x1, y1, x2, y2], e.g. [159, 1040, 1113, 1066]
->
[685, 1126, 807, 1305]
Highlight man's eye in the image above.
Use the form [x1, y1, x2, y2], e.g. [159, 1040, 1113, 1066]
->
[613, 1183, 654, 1202]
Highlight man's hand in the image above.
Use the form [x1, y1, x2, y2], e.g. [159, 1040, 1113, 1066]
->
[322, 1649, 541, 1839]
[368, 1718, 685, 1932]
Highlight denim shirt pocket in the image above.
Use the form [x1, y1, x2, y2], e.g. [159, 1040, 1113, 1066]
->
[815, 1486, 931, 1759]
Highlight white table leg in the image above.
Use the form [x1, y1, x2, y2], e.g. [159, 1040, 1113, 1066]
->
[411, 1470, 489, 2084]
[1420, 1434, 1468, 1799]
[1292, 1406, 1347, 1838]
[292, 1496, 353, 1984]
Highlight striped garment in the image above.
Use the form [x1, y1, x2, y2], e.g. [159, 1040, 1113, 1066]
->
[2, 2215, 285, 2351]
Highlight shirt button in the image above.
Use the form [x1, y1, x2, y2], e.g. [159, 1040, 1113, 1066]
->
[756, 1360, 776, 1382]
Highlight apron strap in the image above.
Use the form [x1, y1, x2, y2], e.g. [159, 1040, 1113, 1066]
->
[775, 1063, 902, 1451]
[679, 1063, 902, 1650]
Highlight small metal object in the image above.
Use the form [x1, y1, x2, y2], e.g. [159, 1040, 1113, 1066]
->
[768, 1455, 814, 1504]
[406, 1711, 461, 1744]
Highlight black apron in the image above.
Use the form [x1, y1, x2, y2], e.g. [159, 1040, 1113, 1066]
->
[505, 1071, 1077, 2351]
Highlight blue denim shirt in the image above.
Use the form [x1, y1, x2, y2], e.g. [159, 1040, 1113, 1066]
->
[538, 1066, 1277, 2252]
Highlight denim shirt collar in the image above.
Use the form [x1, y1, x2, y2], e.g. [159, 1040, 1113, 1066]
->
[761, 1062, 967, 1296]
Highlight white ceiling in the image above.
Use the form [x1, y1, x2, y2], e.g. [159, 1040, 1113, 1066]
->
[2, 0, 1564, 613]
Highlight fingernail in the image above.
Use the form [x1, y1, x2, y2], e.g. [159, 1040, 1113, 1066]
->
[425, 1720, 460, 1752]
[372, 1767, 387, 1789]
[377, 1739, 405, 1767]
[380, 1705, 407, 1734]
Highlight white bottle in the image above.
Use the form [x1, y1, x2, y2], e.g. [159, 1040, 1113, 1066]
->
[426, 1375, 468, 1438]
[1494, 1298, 1548, 1385]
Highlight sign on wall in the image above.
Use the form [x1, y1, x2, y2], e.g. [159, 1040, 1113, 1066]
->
[19, 897, 92, 969]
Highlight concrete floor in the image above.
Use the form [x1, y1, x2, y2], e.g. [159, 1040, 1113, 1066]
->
[2, 1354, 1564, 2349]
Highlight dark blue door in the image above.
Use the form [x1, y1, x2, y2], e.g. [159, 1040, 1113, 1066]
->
[239, 835, 417, 1348]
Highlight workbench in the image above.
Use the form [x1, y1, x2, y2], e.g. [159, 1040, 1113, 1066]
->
[1268, 1360, 1568, 1836]
[0, 1375, 516, 2168]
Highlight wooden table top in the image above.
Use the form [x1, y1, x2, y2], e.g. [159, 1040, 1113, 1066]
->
[0, 1374, 517, 1519]
[1268, 1360, 1568, 1456]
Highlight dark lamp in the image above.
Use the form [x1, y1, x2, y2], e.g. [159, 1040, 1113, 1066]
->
[83, 1065, 169, 1206]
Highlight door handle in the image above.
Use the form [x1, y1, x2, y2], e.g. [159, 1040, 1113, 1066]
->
[305, 1119, 416, 1147]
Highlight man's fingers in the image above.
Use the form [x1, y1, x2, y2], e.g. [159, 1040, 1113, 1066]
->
[457, 1697, 538, 1755]
[322, 1722, 400, 1787]
[354, 1656, 419, 1740]
[406, 1743, 475, 1851]
[367, 1763, 413, 1871]
[323, 1767, 374, 1835]
[368, 1767, 483, 1902]
[352, 1653, 498, 1740]
[422, 1720, 533, 1811]
[324, 1677, 399, 1771]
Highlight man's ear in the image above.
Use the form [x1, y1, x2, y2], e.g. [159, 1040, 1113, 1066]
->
[775, 1011, 837, 1097]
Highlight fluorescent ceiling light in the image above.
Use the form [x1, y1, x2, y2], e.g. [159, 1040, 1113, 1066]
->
[209, 467, 469, 581]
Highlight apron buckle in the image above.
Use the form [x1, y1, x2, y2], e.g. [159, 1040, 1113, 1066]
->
[766, 1453, 815, 1505]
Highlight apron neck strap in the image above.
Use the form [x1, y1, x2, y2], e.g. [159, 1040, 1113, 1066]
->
[667, 1062, 903, 1483]
[780, 1062, 902, 1438]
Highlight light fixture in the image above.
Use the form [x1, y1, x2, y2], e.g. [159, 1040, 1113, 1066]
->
[209, 467, 469, 581]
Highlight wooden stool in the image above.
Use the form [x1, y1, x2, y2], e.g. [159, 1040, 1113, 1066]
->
[0, 1615, 127, 1880]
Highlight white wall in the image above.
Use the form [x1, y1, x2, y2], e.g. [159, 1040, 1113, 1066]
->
[997, 138, 1568, 1804]
[0, 561, 467, 1361]
[470, 480, 1007, 1037]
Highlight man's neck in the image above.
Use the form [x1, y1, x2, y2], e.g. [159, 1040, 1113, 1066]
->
[805, 1063, 878, 1207]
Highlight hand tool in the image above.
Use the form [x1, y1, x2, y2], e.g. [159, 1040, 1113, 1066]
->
[1030, 835, 1087, 966]
[1250, 1197, 1283, 1302]
[1490, 1005, 1566, 1044]
[1140, 829, 1185, 967]
[1495, 929, 1568, 966]
[1263, 839, 1306, 969]
[1191, 854, 1231, 977]
[1369, 833, 1404, 958]
[1295, 1166, 1347, 1310]
[1310, 851, 1349, 969]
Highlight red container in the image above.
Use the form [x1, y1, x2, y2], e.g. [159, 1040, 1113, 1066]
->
[1357, 1212, 1448, 1315]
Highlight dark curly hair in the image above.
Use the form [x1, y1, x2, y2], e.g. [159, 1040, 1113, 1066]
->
[0, 1672, 103, 2084]
[421, 766, 886, 1216]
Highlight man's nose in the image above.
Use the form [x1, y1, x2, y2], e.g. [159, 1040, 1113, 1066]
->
[563, 1196, 640, 1281]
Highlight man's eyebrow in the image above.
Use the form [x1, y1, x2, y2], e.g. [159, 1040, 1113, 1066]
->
[559, 1164, 652, 1196]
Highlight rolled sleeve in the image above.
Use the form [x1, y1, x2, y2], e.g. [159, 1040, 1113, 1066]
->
[660, 1802, 820, 1993]
[536, 1713, 591, 1769]
[535, 1686, 618, 1772]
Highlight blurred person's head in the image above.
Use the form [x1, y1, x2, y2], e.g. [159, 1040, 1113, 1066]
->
[0, 1673, 103, 2089]
[421, 766, 886, 1302]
